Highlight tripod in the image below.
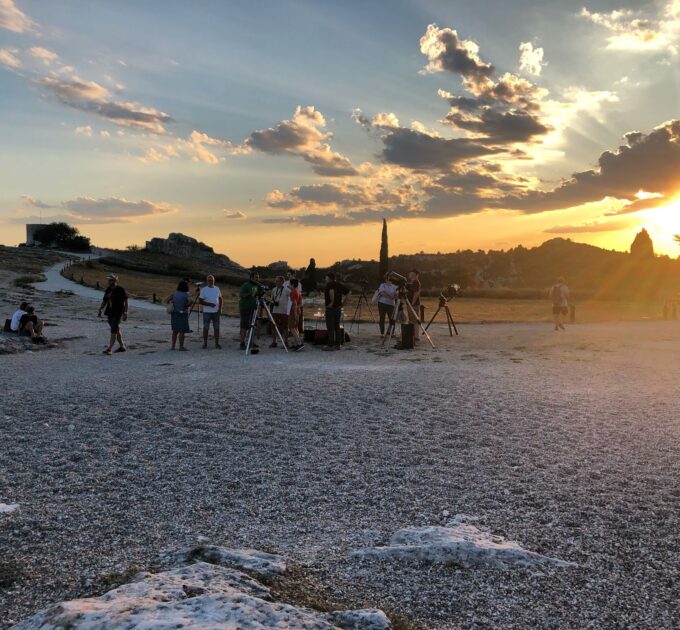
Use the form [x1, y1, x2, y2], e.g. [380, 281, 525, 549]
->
[349, 286, 375, 332]
[381, 288, 435, 350]
[425, 295, 459, 336]
[245, 295, 288, 356]
[187, 284, 203, 333]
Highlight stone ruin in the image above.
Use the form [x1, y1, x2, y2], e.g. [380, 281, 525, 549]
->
[144, 233, 245, 272]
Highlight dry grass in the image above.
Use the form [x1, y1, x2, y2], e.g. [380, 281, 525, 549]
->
[0, 246, 68, 275]
[65, 260, 666, 324]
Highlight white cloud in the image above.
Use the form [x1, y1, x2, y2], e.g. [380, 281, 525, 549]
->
[62, 196, 178, 219]
[0, 46, 20, 69]
[519, 42, 546, 76]
[75, 125, 93, 137]
[28, 47, 58, 65]
[580, 1, 680, 54]
[0, 0, 36, 33]
[223, 210, 246, 219]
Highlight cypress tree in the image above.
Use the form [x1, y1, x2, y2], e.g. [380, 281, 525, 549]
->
[379, 218, 388, 282]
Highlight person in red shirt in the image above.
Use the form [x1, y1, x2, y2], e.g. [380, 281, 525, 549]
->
[288, 279, 304, 351]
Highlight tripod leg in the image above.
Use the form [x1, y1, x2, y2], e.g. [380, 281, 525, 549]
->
[405, 298, 435, 349]
[381, 301, 399, 346]
[362, 294, 376, 322]
[447, 307, 459, 335]
[244, 307, 258, 355]
[261, 301, 289, 352]
[424, 306, 442, 331]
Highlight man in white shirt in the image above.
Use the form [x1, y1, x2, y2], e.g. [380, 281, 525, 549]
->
[10, 302, 28, 332]
[549, 276, 570, 331]
[198, 275, 223, 349]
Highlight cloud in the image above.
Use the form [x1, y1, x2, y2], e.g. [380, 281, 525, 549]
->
[419, 24, 495, 91]
[21, 195, 53, 209]
[380, 127, 501, 169]
[61, 196, 178, 219]
[372, 112, 400, 128]
[580, 1, 680, 54]
[501, 119, 680, 213]
[75, 125, 93, 137]
[245, 105, 357, 176]
[28, 47, 58, 64]
[223, 210, 246, 219]
[445, 107, 549, 142]
[0, 47, 20, 69]
[37, 77, 174, 133]
[544, 219, 633, 234]
[519, 42, 546, 76]
[0, 0, 36, 33]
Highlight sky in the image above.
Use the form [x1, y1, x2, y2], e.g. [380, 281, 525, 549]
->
[1, 0, 679, 266]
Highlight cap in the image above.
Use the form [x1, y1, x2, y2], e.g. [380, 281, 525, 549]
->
[106, 273, 118, 280]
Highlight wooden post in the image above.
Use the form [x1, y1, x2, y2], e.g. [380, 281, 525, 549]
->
[569, 304, 576, 324]
[153, 293, 157, 304]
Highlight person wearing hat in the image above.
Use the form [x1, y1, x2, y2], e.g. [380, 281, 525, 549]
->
[98, 273, 128, 355]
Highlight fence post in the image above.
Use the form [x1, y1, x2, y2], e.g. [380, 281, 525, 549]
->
[569, 304, 576, 324]
[153, 293, 157, 304]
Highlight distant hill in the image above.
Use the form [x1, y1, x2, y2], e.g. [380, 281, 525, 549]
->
[325, 238, 680, 301]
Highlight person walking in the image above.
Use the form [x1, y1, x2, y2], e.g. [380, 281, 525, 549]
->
[323, 272, 349, 350]
[550, 276, 570, 331]
[166, 280, 193, 351]
[288, 278, 304, 351]
[376, 273, 397, 335]
[198, 275, 223, 349]
[98, 273, 128, 355]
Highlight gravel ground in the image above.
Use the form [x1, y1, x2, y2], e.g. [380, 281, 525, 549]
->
[1, 284, 679, 628]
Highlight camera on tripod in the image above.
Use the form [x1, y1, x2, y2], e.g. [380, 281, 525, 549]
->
[251, 279, 270, 297]
[441, 284, 460, 301]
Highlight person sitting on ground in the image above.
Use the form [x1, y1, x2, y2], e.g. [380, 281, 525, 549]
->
[550, 276, 570, 331]
[288, 278, 304, 351]
[19, 306, 45, 342]
[98, 273, 128, 355]
[269, 276, 290, 348]
[239, 271, 260, 350]
[10, 301, 28, 332]
[376, 274, 397, 336]
[198, 275, 223, 349]
[166, 280, 193, 351]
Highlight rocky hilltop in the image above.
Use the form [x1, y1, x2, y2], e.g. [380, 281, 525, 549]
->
[145, 233, 245, 273]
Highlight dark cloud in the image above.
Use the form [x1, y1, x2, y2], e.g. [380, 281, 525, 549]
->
[420, 24, 494, 89]
[37, 78, 173, 133]
[290, 183, 370, 206]
[502, 120, 680, 213]
[381, 127, 500, 170]
[435, 171, 497, 190]
[445, 108, 549, 143]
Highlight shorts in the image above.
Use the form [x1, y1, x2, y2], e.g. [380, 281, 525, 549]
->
[203, 312, 220, 332]
[240, 308, 255, 330]
[20, 329, 31, 337]
[108, 315, 122, 334]
[273, 313, 289, 332]
[552, 305, 568, 315]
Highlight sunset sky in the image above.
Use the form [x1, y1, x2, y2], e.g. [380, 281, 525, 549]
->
[1, 0, 679, 266]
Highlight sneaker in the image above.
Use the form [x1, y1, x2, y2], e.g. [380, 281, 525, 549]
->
[270, 342, 277, 348]
[179, 347, 188, 351]
[202, 344, 208, 349]
[239, 342, 246, 350]
[103, 348, 112, 355]
[559, 324, 565, 330]
[114, 347, 127, 353]
[294, 343, 305, 351]
[322, 346, 334, 351]
[215, 343, 222, 349]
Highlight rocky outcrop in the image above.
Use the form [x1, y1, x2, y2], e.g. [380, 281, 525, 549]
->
[12, 562, 392, 629]
[145, 233, 245, 271]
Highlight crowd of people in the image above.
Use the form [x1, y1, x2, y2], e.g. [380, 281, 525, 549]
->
[3, 271, 572, 354]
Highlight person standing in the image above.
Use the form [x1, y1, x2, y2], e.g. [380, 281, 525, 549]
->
[239, 271, 260, 350]
[166, 280, 193, 351]
[323, 272, 349, 350]
[376, 274, 397, 335]
[198, 275, 223, 349]
[550, 276, 570, 331]
[288, 278, 304, 351]
[269, 275, 290, 348]
[98, 273, 128, 355]
[407, 269, 421, 323]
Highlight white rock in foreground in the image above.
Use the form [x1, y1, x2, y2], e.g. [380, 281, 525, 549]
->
[162, 544, 286, 576]
[11, 562, 391, 629]
[354, 523, 577, 569]
[0, 503, 19, 514]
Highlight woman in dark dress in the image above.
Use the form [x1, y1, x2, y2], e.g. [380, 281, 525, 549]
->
[166, 280, 193, 350]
